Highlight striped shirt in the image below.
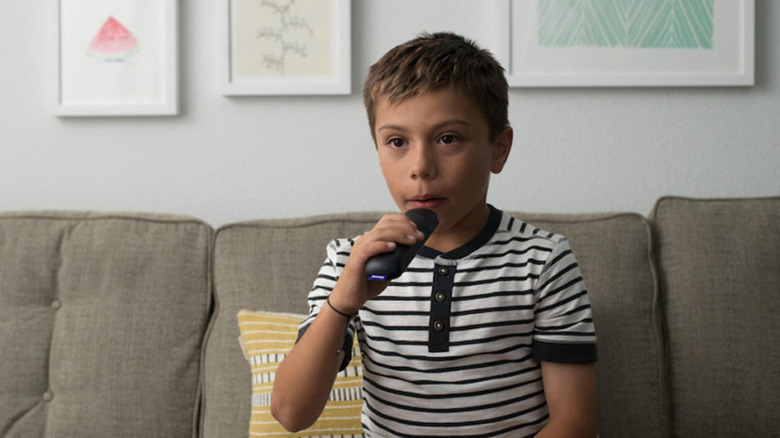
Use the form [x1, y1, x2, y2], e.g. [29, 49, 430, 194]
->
[301, 206, 597, 437]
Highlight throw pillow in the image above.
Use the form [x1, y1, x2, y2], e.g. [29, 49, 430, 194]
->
[237, 310, 364, 438]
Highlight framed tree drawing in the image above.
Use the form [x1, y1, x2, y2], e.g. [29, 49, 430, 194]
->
[53, 0, 179, 116]
[219, 0, 351, 95]
[499, 0, 754, 87]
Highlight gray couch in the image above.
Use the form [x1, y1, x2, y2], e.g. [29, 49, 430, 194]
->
[2, 196, 778, 438]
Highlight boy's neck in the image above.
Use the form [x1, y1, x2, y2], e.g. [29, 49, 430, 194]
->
[424, 203, 492, 254]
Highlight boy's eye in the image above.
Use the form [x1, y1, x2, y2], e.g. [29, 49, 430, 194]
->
[389, 138, 406, 148]
[440, 135, 457, 144]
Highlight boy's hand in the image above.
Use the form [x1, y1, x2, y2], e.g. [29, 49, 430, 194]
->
[328, 214, 425, 313]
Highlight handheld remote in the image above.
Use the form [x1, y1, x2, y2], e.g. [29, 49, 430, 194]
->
[365, 208, 439, 281]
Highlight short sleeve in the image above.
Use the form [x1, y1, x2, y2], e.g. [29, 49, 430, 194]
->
[532, 238, 597, 363]
[297, 238, 358, 371]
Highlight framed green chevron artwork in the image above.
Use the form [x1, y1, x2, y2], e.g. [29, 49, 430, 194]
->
[498, 0, 754, 87]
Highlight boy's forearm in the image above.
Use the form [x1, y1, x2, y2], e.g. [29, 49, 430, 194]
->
[536, 361, 598, 438]
[534, 418, 597, 438]
[270, 306, 351, 432]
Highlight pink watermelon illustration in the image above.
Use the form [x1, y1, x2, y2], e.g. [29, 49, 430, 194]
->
[86, 16, 139, 61]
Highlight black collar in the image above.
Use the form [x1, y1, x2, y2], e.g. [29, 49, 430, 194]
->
[418, 205, 502, 260]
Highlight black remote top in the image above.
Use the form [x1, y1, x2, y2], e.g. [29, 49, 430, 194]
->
[365, 208, 439, 281]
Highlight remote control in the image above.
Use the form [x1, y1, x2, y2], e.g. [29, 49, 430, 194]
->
[365, 208, 439, 281]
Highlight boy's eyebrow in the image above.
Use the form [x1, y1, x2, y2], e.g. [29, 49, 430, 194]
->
[377, 119, 474, 133]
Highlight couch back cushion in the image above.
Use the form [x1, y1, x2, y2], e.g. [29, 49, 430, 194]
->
[652, 197, 780, 437]
[0, 212, 212, 438]
[203, 213, 382, 438]
[516, 212, 666, 438]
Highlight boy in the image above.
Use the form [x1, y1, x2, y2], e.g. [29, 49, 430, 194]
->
[272, 32, 598, 437]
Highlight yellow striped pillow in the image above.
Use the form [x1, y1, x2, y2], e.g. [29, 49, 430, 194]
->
[237, 310, 364, 438]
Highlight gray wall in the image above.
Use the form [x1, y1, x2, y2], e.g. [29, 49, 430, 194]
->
[1, 1, 778, 226]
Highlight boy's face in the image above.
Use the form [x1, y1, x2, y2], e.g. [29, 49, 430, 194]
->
[373, 87, 512, 252]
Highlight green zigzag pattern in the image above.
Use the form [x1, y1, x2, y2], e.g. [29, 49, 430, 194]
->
[538, 0, 714, 48]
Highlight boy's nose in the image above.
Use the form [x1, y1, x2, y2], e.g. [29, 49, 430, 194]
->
[409, 144, 436, 180]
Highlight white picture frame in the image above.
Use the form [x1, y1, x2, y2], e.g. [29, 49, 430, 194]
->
[219, 0, 351, 96]
[52, 0, 179, 116]
[498, 0, 754, 87]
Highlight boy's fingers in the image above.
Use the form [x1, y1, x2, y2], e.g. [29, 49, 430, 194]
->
[364, 240, 396, 257]
[373, 215, 424, 240]
[366, 228, 418, 247]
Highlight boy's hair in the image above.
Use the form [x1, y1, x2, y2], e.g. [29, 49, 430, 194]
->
[363, 32, 509, 142]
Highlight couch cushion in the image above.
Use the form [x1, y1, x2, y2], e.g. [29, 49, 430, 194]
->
[0, 211, 212, 438]
[203, 214, 382, 438]
[652, 196, 780, 437]
[515, 212, 666, 438]
[236, 310, 363, 437]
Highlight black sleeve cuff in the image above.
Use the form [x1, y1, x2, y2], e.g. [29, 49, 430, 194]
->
[337, 330, 353, 371]
[533, 340, 598, 363]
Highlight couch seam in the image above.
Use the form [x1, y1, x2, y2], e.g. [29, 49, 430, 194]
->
[192, 223, 215, 438]
[513, 212, 646, 224]
[214, 214, 386, 234]
[644, 215, 673, 438]
[213, 212, 647, 235]
[198, 227, 221, 438]
[0, 213, 208, 227]
[41, 220, 72, 437]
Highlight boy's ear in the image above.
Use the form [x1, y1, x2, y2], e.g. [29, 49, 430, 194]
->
[491, 126, 513, 174]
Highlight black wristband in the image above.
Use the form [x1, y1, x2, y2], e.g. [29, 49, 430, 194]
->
[326, 296, 355, 320]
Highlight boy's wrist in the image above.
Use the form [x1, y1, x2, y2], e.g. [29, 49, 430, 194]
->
[326, 296, 356, 319]
[327, 284, 362, 316]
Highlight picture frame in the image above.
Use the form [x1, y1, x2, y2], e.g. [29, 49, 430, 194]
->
[52, 0, 179, 116]
[219, 0, 351, 96]
[498, 0, 754, 87]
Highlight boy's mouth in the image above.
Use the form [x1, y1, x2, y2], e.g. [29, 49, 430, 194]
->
[407, 196, 444, 210]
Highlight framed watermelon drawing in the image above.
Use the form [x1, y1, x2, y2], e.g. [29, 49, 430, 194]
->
[497, 0, 754, 87]
[53, 0, 179, 116]
[219, 0, 351, 95]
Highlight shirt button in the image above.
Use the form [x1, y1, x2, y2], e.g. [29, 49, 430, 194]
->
[433, 320, 445, 331]
[434, 292, 446, 302]
[437, 266, 449, 276]
[43, 391, 53, 402]
[51, 300, 62, 310]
